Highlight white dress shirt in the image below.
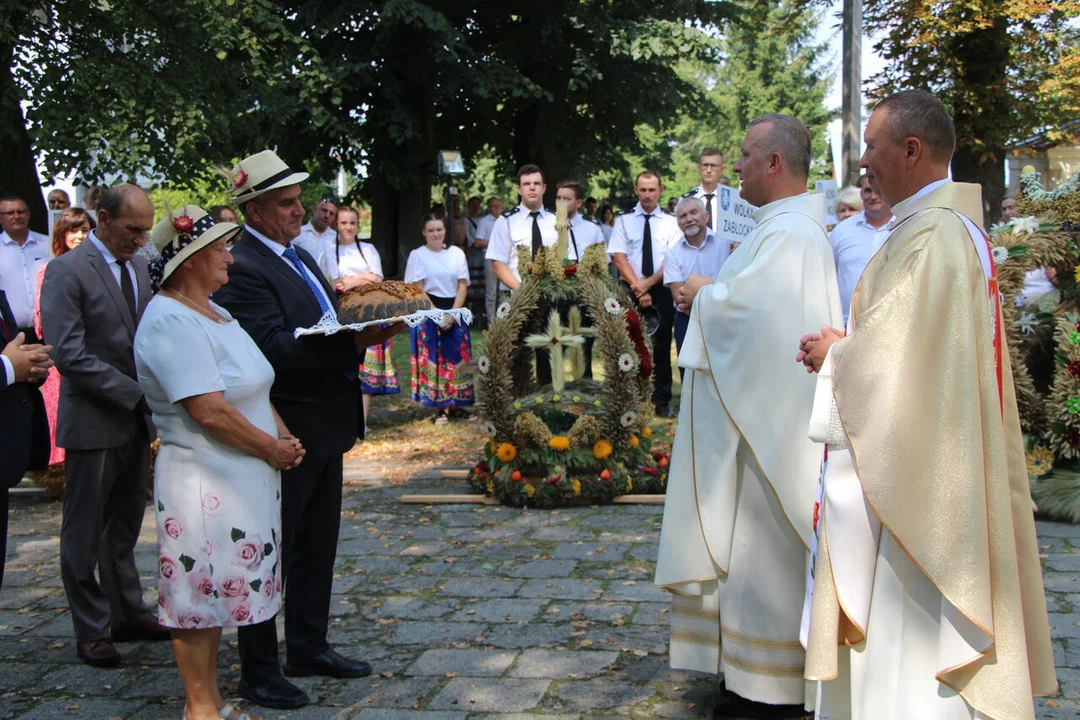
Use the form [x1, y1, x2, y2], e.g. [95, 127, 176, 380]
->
[0, 230, 50, 328]
[318, 241, 383, 281]
[294, 222, 337, 259]
[247, 225, 336, 316]
[88, 232, 140, 312]
[475, 213, 498, 243]
[568, 214, 605, 260]
[607, 203, 681, 278]
[663, 229, 727, 313]
[829, 210, 894, 325]
[1, 355, 12, 386]
[484, 205, 558, 289]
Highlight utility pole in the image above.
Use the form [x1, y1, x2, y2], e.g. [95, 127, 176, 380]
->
[841, 0, 863, 186]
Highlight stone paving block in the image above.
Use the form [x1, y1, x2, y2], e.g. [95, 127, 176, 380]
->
[389, 621, 489, 647]
[509, 649, 620, 678]
[0, 608, 56, 637]
[1045, 572, 1080, 593]
[1037, 521, 1080, 538]
[575, 562, 654, 581]
[449, 599, 548, 623]
[340, 557, 414, 579]
[529, 527, 598, 542]
[540, 602, 635, 624]
[405, 648, 517, 677]
[117, 666, 187, 697]
[1057, 667, 1080, 699]
[369, 597, 459, 621]
[0, 587, 58, 611]
[437, 578, 524, 598]
[550, 543, 633, 561]
[596, 532, 659, 544]
[357, 710, 469, 720]
[1050, 613, 1080, 640]
[338, 537, 411, 555]
[577, 514, 653, 529]
[601, 580, 670, 604]
[631, 602, 671, 626]
[1047, 554, 1080, 573]
[628, 544, 659, 562]
[517, 579, 605, 601]
[501, 560, 578, 579]
[18, 698, 148, 719]
[325, 675, 444, 710]
[1047, 595, 1063, 613]
[429, 678, 550, 712]
[473, 714, 579, 720]
[32, 664, 134, 696]
[482, 623, 578, 649]
[545, 678, 656, 713]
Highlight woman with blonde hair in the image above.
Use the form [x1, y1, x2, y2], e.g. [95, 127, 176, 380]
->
[834, 185, 863, 223]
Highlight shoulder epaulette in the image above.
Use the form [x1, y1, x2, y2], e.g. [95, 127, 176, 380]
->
[617, 208, 634, 215]
[502, 206, 521, 218]
[681, 189, 698, 198]
[585, 215, 602, 226]
[661, 209, 675, 217]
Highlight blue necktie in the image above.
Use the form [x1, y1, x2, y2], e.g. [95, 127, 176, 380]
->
[283, 246, 332, 315]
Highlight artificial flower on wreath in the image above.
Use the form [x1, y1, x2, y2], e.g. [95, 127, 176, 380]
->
[1016, 312, 1038, 335]
[1026, 446, 1055, 478]
[991, 245, 1010, 265]
[496, 443, 517, 462]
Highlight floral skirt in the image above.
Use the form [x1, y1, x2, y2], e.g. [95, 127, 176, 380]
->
[410, 296, 474, 409]
[360, 340, 400, 395]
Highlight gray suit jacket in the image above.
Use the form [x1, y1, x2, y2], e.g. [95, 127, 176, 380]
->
[40, 237, 153, 450]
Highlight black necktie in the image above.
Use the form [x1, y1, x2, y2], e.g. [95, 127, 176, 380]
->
[569, 226, 579, 260]
[704, 193, 715, 230]
[118, 259, 137, 319]
[641, 213, 654, 277]
[530, 211, 542, 257]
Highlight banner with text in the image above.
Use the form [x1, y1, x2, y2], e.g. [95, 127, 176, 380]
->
[814, 179, 839, 227]
[714, 186, 756, 249]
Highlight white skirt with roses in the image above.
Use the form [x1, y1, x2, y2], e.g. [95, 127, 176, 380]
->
[154, 441, 284, 629]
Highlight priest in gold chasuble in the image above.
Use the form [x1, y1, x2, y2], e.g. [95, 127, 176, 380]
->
[656, 114, 842, 719]
[798, 90, 1057, 720]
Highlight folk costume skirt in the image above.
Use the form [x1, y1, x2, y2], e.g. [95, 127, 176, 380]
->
[360, 340, 400, 395]
[410, 295, 474, 409]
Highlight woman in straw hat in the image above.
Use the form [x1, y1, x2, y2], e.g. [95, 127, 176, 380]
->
[134, 205, 304, 720]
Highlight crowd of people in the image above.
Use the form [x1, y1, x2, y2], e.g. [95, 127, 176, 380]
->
[0, 88, 1062, 720]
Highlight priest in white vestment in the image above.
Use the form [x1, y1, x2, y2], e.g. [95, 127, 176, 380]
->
[655, 114, 842, 719]
[798, 90, 1057, 720]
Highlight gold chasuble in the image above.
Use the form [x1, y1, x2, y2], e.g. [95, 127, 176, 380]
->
[803, 182, 1057, 719]
[656, 193, 842, 706]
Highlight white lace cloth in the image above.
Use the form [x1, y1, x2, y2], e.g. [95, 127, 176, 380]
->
[293, 307, 473, 338]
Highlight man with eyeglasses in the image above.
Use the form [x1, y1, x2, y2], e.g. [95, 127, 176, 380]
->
[48, 189, 71, 210]
[294, 199, 337, 259]
[680, 148, 725, 233]
[0, 195, 51, 342]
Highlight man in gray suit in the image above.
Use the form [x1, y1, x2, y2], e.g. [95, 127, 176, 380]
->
[40, 185, 169, 667]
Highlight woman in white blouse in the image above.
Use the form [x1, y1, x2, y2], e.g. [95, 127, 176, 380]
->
[318, 207, 399, 431]
[403, 214, 474, 425]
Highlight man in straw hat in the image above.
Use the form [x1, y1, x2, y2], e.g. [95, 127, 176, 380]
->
[40, 184, 170, 667]
[213, 150, 396, 709]
[797, 89, 1057, 718]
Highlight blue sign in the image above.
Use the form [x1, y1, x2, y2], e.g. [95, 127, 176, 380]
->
[720, 187, 731, 211]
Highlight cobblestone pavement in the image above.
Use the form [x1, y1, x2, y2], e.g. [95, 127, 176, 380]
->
[1, 464, 1078, 719]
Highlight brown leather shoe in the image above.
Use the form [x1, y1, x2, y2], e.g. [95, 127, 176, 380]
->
[111, 618, 171, 642]
[77, 639, 121, 667]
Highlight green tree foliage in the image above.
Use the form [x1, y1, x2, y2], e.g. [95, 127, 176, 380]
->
[860, 0, 1080, 221]
[665, 0, 834, 195]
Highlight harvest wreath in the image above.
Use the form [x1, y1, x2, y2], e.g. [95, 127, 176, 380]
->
[468, 204, 668, 507]
[990, 167, 1080, 522]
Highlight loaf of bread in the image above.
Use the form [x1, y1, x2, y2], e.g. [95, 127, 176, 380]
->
[337, 281, 433, 324]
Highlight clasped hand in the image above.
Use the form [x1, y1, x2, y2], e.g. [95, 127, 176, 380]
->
[675, 274, 714, 313]
[796, 325, 844, 373]
[269, 433, 305, 470]
[2, 332, 53, 382]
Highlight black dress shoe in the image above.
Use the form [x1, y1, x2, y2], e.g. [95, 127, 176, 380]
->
[237, 674, 310, 710]
[77, 639, 121, 667]
[710, 692, 810, 720]
[284, 648, 372, 679]
[111, 618, 171, 642]
[655, 404, 676, 419]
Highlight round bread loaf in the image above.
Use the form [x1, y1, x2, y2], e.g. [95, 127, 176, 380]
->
[338, 280, 433, 325]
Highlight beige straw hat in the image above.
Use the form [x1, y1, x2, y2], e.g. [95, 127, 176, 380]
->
[222, 149, 310, 205]
[149, 205, 241, 287]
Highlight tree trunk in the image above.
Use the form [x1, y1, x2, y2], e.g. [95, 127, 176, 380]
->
[0, 39, 47, 234]
[949, 15, 1009, 224]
